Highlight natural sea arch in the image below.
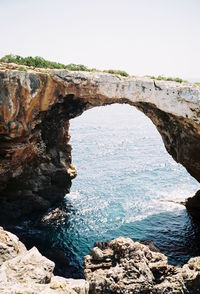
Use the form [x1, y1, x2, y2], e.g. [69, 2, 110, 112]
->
[0, 67, 200, 221]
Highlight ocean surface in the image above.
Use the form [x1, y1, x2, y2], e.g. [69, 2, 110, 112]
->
[17, 104, 200, 278]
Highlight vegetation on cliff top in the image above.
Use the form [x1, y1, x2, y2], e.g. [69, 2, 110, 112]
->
[146, 75, 187, 83]
[1, 55, 194, 83]
[0, 54, 129, 77]
[0, 54, 91, 71]
[103, 69, 129, 77]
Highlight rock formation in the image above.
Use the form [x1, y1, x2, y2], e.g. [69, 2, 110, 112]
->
[84, 237, 200, 293]
[0, 62, 200, 221]
[1, 226, 200, 293]
[0, 227, 89, 293]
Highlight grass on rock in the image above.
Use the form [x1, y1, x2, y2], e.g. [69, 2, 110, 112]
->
[146, 75, 187, 83]
[1, 55, 196, 84]
[0, 54, 129, 77]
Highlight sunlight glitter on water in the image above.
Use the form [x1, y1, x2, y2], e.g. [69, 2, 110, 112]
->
[59, 104, 200, 275]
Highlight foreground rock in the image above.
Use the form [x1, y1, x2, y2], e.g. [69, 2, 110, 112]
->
[1, 227, 200, 293]
[0, 226, 26, 266]
[84, 237, 200, 293]
[0, 227, 89, 294]
[0, 62, 200, 220]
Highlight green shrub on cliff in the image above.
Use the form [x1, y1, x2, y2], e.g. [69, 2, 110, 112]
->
[0, 54, 91, 72]
[0, 54, 129, 77]
[147, 75, 187, 83]
[104, 69, 129, 77]
[18, 66, 27, 72]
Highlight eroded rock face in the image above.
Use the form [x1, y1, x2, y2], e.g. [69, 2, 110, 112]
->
[0, 227, 89, 294]
[0, 62, 200, 221]
[84, 237, 200, 293]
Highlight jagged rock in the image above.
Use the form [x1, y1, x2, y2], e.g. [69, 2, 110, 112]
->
[0, 246, 54, 284]
[182, 257, 200, 293]
[0, 227, 89, 294]
[1, 63, 200, 292]
[84, 237, 200, 293]
[0, 226, 26, 266]
[1, 227, 200, 293]
[91, 247, 105, 261]
[0, 63, 200, 220]
[64, 278, 89, 294]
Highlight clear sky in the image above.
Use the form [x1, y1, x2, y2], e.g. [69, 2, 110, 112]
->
[0, 0, 199, 80]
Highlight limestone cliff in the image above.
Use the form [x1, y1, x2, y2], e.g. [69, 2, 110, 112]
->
[0, 62, 200, 220]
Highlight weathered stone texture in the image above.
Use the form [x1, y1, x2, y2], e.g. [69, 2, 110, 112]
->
[84, 237, 200, 293]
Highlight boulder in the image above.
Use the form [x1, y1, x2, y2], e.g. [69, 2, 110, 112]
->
[84, 237, 200, 293]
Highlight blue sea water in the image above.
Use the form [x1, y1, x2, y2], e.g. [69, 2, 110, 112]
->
[50, 104, 200, 276]
[18, 104, 200, 278]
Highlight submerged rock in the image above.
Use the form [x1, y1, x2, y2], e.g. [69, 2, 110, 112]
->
[84, 237, 200, 293]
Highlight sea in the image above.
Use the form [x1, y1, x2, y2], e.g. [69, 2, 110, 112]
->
[16, 104, 200, 278]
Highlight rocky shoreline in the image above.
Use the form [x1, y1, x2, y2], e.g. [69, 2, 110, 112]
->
[85, 237, 200, 293]
[1, 226, 200, 293]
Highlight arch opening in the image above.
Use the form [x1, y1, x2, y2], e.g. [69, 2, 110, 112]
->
[7, 103, 200, 279]
[61, 104, 199, 275]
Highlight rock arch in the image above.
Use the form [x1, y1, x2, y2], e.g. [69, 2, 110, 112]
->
[0, 64, 200, 221]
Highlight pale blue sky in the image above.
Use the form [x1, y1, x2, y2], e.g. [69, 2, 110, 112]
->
[0, 0, 199, 79]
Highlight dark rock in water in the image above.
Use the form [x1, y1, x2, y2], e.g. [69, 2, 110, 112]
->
[186, 190, 200, 212]
[38, 204, 69, 227]
[84, 237, 200, 293]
